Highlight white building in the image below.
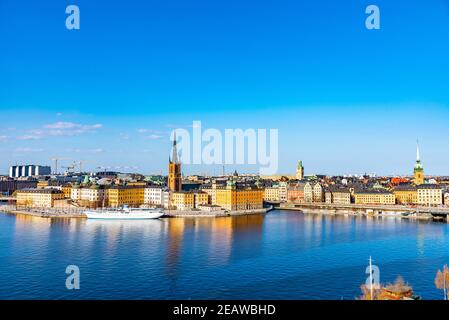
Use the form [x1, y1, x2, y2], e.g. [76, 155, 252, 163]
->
[9, 165, 51, 178]
[144, 187, 169, 208]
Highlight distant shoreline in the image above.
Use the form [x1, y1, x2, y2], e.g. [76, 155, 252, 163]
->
[279, 206, 435, 221]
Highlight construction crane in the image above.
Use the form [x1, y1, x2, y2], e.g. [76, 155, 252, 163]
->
[75, 160, 85, 173]
[51, 157, 60, 175]
[51, 157, 68, 175]
[62, 163, 76, 173]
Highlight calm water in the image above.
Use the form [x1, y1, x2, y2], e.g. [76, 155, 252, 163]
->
[0, 208, 449, 300]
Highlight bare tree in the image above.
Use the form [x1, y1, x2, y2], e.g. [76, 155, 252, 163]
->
[434, 265, 449, 300]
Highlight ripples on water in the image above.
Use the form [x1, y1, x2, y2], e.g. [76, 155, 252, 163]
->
[0, 209, 448, 300]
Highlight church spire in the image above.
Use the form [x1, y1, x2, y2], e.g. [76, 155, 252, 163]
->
[413, 139, 424, 185]
[416, 139, 420, 162]
[171, 132, 179, 164]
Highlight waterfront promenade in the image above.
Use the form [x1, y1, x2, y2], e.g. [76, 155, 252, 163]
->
[0, 205, 270, 218]
[279, 202, 449, 220]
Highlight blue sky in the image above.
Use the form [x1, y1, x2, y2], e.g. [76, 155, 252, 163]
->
[1, 0, 449, 176]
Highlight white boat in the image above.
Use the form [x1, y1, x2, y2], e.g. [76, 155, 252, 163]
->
[84, 206, 165, 220]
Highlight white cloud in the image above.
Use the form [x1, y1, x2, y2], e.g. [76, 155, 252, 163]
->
[44, 122, 103, 135]
[17, 135, 42, 140]
[14, 147, 44, 153]
[137, 128, 163, 134]
[119, 133, 130, 140]
[65, 148, 82, 153]
[0, 135, 8, 142]
[90, 148, 104, 153]
[146, 134, 163, 140]
[16, 122, 103, 140]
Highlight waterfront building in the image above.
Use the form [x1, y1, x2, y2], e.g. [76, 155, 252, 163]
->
[313, 183, 324, 202]
[162, 190, 170, 208]
[278, 181, 288, 203]
[214, 181, 264, 211]
[201, 183, 218, 205]
[325, 189, 332, 204]
[70, 184, 82, 200]
[413, 142, 425, 185]
[296, 160, 304, 180]
[354, 190, 395, 205]
[170, 191, 209, 210]
[304, 183, 313, 203]
[325, 187, 351, 205]
[9, 165, 51, 178]
[16, 188, 64, 208]
[79, 185, 106, 208]
[393, 185, 418, 205]
[304, 182, 324, 203]
[69, 184, 106, 207]
[287, 182, 305, 203]
[144, 186, 164, 206]
[264, 186, 280, 202]
[107, 186, 145, 207]
[417, 184, 443, 207]
[168, 134, 182, 192]
[171, 191, 195, 210]
[194, 191, 209, 207]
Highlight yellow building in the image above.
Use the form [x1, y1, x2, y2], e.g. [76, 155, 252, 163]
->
[107, 186, 145, 207]
[62, 185, 72, 198]
[194, 191, 209, 207]
[202, 187, 217, 205]
[16, 188, 64, 208]
[171, 191, 194, 210]
[264, 186, 280, 202]
[36, 180, 49, 189]
[171, 191, 210, 210]
[326, 187, 351, 205]
[354, 190, 395, 205]
[215, 182, 264, 211]
[394, 185, 417, 205]
[417, 184, 443, 207]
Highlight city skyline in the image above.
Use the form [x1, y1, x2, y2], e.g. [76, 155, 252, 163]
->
[1, 0, 449, 175]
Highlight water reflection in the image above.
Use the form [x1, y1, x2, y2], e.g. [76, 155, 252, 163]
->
[1, 210, 449, 299]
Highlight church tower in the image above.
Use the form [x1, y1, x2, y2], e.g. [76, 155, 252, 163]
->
[296, 160, 304, 180]
[413, 141, 424, 185]
[168, 133, 182, 192]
